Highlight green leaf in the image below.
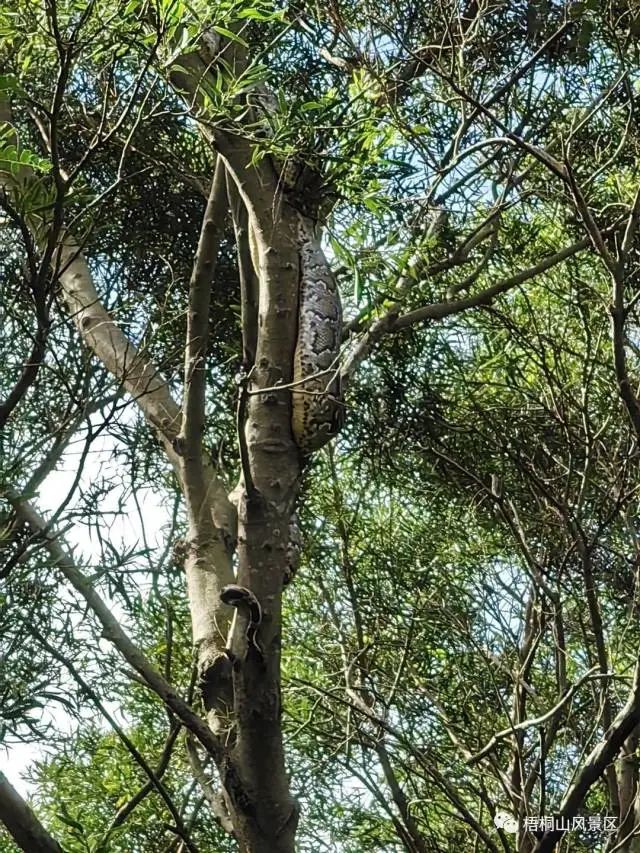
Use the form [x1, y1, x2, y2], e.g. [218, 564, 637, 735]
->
[236, 7, 284, 21]
[0, 74, 18, 92]
[212, 26, 248, 47]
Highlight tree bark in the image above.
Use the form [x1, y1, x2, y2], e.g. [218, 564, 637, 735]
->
[219, 183, 301, 853]
[166, 31, 303, 850]
[614, 726, 640, 852]
[0, 772, 65, 853]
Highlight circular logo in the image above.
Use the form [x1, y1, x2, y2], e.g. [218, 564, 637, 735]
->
[494, 810, 518, 834]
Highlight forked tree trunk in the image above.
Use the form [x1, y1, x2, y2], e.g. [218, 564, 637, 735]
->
[219, 201, 302, 851]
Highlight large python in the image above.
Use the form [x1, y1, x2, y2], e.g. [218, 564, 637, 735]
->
[232, 207, 342, 583]
[291, 214, 343, 453]
[189, 33, 343, 450]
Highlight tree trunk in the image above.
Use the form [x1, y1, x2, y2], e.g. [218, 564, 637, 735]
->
[613, 727, 640, 852]
[217, 192, 302, 850]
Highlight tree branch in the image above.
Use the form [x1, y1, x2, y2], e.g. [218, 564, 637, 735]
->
[173, 157, 235, 710]
[6, 492, 223, 762]
[342, 233, 601, 384]
[468, 666, 601, 765]
[30, 627, 197, 853]
[226, 171, 258, 367]
[0, 772, 65, 853]
[534, 661, 640, 852]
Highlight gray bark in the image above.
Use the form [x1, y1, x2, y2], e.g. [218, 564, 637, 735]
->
[0, 773, 65, 853]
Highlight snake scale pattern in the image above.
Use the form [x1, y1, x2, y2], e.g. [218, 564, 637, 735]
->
[291, 215, 343, 453]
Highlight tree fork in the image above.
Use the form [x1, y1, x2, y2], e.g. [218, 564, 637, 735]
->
[222, 204, 302, 851]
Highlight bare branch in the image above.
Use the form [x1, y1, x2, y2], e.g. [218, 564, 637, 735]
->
[534, 662, 640, 852]
[6, 492, 222, 762]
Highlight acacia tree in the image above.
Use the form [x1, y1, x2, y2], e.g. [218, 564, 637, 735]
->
[3, 0, 640, 851]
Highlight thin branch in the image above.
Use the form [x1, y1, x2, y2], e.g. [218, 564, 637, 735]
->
[30, 628, 196, 853]
[226, 172, 258, 367]
[468, 667, 602, 765]
[534, 661, 640, 852]
[342, 232, 606, 384]
[607, 188, 640, 442]
[185, 735, 234, 835]
[102, 724, 182, 842]
[178, 156, 228, 537]
[6, 492, 222, 762]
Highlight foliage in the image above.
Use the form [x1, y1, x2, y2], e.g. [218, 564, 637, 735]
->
[3, 0, 640, 851]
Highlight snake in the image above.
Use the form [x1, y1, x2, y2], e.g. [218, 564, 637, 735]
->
[291, 214, 343, 453]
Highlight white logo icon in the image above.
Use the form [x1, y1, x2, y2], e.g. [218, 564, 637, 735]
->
[494, 810, 518, 833]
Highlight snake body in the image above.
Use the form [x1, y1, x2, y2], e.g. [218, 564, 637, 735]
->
[291, 216, 343, 453]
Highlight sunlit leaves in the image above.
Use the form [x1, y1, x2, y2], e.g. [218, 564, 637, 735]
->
[0, 124, 51, 175]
